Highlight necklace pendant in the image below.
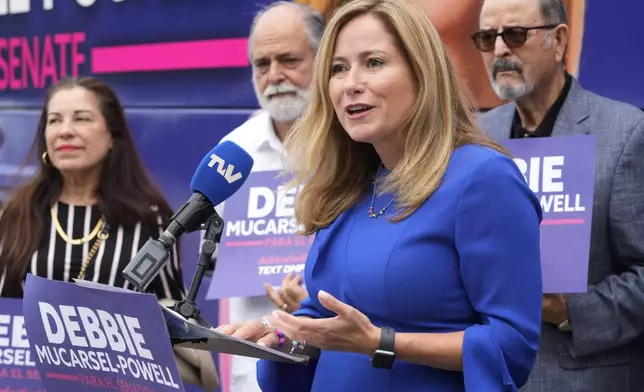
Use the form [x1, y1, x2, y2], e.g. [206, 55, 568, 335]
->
[368, 164, 395, 219]
[368, 206, 387, 218]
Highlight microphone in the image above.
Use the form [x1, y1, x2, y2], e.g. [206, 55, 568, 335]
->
[122, 141, 254, 292]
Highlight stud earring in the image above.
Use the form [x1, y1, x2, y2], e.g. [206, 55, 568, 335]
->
[41, 151, 49, 166]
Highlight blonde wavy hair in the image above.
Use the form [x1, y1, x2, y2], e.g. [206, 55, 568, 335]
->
[285, 0, 509, 235]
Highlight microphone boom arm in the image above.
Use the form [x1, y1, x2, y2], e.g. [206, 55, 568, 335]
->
[171, 211, 224, 328]
[123, 192, 224, 327]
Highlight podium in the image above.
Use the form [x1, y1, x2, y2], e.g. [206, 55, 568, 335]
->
[159, 303, 309, 365]
[21, 275, 308, 392]
[67, 279, 309, 365]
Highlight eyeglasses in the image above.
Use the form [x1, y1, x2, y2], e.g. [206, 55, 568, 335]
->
[470, 25, 558, 52]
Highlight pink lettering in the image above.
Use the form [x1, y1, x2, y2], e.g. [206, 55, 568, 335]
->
[9, 37, 21, 89]
[40, 35, 57, 87]
[72, 32, 86, 77]
[23, 36, 40, 88]
[0, 32, 87, 91]
[54, 33, 72, 78]
[0, 39, 7, 90]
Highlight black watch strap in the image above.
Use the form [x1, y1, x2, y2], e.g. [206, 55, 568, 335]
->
[371, 326, 396, 369]
[380, 326, 395, 352]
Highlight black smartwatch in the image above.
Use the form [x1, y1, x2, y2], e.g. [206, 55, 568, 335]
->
[370, 326, 396, 369]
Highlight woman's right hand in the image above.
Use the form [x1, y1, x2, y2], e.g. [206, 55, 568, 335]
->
[215, 320, 279, 349]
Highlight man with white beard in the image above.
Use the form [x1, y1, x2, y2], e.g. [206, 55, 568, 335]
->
[211, 2, 324, 392]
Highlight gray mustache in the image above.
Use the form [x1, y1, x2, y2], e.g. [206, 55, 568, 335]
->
[493, 58, 523, 77]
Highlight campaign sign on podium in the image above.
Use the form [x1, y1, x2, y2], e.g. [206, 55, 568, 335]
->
[0, 298, 44, 391]
[22, 274, 184, 392]
[206, 135, 596, 298]
[206, 171, 313, 299]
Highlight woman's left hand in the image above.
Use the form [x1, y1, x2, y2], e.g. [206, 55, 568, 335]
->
[264, 290, 381, 355]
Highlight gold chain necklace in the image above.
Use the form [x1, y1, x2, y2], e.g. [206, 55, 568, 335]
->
[50, 205, 110, 280]
[51, 205, 104, 245]
[76, 229, 109, 280]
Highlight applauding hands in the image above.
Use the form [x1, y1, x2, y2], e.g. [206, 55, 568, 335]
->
[264, 273, 308, 313]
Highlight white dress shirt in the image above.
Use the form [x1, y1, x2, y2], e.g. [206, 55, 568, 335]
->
[214, 111, 286, 392]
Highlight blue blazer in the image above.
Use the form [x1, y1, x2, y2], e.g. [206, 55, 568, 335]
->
[257, 145, 543, 391]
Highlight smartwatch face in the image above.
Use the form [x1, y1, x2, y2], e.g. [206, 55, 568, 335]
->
[371, 350, 396, 369]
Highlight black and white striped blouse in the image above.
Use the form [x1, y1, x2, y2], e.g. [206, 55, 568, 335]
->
[0, 201, 185, 299]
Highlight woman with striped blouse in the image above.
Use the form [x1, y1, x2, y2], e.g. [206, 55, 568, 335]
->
[0, 76, 185, 300]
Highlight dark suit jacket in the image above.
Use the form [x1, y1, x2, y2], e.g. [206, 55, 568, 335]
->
[479, 78, 644, 392]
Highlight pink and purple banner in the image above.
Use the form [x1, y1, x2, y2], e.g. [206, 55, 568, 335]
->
[207, 171, 313, 299]
[207, 135, 596, 299]
[506, 135, 595, 293]
[0, 298, 44, 392]
[21, 275, 184, 392]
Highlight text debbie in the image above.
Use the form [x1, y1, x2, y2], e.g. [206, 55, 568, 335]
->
[35, 302, 180, 389]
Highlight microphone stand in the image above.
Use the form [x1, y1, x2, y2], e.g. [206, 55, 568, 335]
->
[170, 211, 224, 330]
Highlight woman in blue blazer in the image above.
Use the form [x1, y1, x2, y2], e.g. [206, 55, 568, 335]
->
[216, 0, 543, 390]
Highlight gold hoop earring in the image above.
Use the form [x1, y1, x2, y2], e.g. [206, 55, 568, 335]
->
[41, 151, 49, 166]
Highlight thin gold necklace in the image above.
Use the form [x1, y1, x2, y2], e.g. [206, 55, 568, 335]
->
[50, 205, 105, 245]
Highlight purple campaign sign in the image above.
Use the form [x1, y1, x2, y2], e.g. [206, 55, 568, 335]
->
[207, 171, 313, 299]
[22, 274, 184, 392]
[504, 135, 596, 293]
[0, 298, 44, 392]
[207, 135, 596, 298]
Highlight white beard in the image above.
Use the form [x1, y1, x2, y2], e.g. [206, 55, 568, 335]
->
[492, 80, 535, 101]
[252, 78, 310, 122]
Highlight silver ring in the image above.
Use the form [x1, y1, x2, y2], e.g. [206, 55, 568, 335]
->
[261, 317, 273, 329]
[289, 339, 307, 354]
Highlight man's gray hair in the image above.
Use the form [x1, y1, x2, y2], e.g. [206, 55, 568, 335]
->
[247, 1, 325, 60]
[538, 0, 568, 67]
[539, 0, 568, 25]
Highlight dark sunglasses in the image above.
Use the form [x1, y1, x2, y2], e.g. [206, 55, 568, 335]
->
[470, 25, 558, 52]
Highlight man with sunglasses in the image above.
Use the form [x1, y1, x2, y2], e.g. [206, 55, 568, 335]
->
[474, 0, 644, 391]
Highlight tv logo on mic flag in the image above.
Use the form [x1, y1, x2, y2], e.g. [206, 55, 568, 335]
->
[22, 275, 183, 392]
[208, 153, 243, 184]
[0, 298, 43, 391]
